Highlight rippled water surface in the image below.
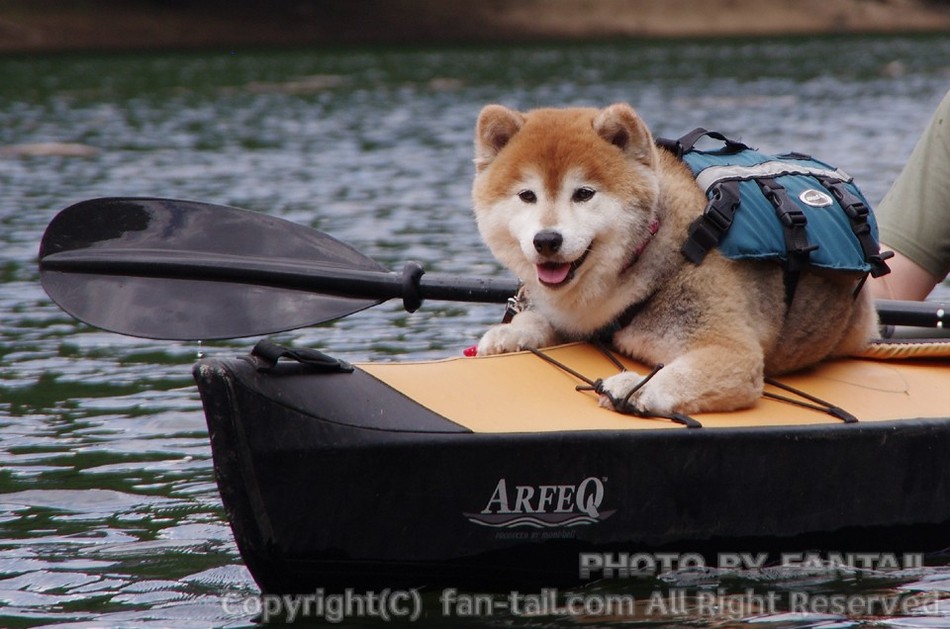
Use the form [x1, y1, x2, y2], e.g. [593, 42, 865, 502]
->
[2, 36, 950, 627]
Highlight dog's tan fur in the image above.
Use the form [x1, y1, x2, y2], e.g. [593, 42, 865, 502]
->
[472, 103, 877, 415]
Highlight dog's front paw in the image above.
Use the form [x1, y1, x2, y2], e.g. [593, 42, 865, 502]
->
[597, 370, 679, 415]
[476, 312, 556, 355]
[476, 324, 543, 355]
[597, 371, 649, 412]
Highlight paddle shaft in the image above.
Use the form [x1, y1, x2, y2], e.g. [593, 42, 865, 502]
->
[39, 248, 520, 308]
[876, 299, 949, 329]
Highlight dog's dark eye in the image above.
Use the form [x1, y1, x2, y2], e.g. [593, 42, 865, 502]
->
[518, 190, 537, 204]
[573, 187, 596, 203]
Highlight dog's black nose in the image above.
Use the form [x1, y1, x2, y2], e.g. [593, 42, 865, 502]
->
[533, 230, 563, 256]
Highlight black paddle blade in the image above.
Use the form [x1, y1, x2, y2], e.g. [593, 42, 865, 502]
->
[39, 198, 387, 340]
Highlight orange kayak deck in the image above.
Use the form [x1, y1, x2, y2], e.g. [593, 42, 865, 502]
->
[360, 343, 950, 433]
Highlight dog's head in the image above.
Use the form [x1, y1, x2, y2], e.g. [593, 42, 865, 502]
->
[472, 103, 661, 319]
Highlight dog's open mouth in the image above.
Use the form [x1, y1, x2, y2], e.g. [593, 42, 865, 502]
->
[536, 248, 590, 288]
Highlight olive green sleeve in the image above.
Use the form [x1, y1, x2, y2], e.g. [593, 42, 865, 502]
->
[874, 90, 950, 280]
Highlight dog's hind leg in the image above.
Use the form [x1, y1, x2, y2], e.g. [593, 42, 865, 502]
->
[829, 288, 879, 356]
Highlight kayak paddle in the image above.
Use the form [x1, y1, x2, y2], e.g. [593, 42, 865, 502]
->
[38, 197, 948, 341]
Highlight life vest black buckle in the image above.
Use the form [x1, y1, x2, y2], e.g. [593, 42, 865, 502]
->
[681, 180, 741, 265]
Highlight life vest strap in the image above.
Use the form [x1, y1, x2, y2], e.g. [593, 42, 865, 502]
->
[817, 176, 893, 279]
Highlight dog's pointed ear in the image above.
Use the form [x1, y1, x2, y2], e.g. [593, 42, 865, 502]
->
[475, 105, 525, 171]
[593, 103, 656, 168]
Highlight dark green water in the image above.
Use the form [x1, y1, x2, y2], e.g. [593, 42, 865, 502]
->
[2, 35, 950, 627]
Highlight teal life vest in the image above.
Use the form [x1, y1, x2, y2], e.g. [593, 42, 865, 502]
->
[658, 129, 891, 303]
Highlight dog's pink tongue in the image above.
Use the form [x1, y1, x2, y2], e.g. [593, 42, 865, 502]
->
[537, 262, 571, 285]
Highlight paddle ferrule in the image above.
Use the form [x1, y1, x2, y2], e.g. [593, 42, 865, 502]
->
[401, 262, 425, 313]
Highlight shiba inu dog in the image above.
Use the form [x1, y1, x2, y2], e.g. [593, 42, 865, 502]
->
[471, 103, 877, 415]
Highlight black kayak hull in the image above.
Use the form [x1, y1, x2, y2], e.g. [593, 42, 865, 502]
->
[194, 353, 950, 593]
